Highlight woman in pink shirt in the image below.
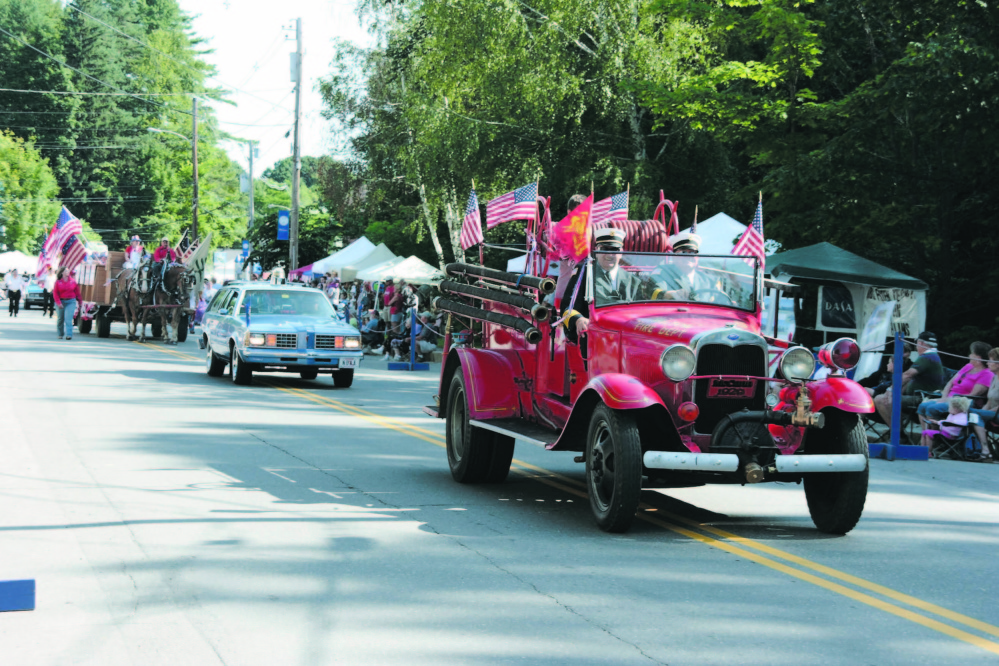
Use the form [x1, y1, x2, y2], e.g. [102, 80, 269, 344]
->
[53, 267, 81, 340]
[917, 341, 994, 428]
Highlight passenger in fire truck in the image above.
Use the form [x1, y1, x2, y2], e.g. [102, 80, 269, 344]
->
[558, 227, 635, 344]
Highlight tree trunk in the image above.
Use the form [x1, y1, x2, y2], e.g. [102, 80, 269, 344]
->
[444, 185, 466, 264]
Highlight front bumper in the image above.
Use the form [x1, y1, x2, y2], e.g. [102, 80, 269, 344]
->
[643, 451, 868, 473]
[240, 347, 363, 370]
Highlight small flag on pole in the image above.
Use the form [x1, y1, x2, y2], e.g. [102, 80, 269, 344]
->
[591, 191, 628, 226]
[459, 188, 484, 250]
[486, 182, 537, 229]
[732, 198, 765, 270]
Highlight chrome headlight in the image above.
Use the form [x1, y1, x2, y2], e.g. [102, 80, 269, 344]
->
[780, 347, 816, 382]
[344, 336, 361, 349]
[246, 332, 266, 347]
[660, 344, 696, 382]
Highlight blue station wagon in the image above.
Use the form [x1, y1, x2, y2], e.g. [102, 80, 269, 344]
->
[201, 283, 362, 387]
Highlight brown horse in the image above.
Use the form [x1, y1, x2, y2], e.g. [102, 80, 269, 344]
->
[141, 264, 193, 345]
[113, 268, 153, 341]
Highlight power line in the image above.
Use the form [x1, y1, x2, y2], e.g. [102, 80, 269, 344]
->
[66, 5, 292, 118]
[0, 26, 193, 116]
[0, 88, 196, 98]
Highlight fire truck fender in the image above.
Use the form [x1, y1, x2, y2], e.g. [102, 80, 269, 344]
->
[550, 374, 675, 452]
[440, 348, 523, 420]
[808, 377, 875, 414]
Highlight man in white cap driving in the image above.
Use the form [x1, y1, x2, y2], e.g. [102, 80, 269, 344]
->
[654, 229, 715, 300]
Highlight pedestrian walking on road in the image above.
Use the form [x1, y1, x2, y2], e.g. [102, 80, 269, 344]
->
[4, 269, 25, 317]
[53, 267, 81, 340]
[40, 267, 56, 317]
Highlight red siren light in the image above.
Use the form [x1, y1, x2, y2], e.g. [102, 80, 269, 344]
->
[818, 338, 861, 371]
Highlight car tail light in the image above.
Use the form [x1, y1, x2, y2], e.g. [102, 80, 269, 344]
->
[677, 402, 699, 422]
[818, 338, 861, 370]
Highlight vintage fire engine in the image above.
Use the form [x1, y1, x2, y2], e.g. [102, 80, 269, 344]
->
[424, 202, 874, 534]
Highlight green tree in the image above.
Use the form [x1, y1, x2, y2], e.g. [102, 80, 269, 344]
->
[0, 131, 62, 252]
[262, 155, 325, 189]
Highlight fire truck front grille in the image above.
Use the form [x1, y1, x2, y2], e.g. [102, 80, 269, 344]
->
[694, 343, 767, 434]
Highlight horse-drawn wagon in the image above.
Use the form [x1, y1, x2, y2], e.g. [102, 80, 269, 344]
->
[78, 236, 208, 343]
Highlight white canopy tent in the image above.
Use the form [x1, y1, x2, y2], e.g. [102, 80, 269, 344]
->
[339, 243, 397, 281]
[505, 254, 561, 277]
[359, 255, 443, 285]
[356, 256, 406, 282]
[0, 251, 38, 274]
[311, 237, 376, 275]
[695, 212, 748, 255]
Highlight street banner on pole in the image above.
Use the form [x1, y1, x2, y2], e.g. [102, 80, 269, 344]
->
[277, 211, 290, 240]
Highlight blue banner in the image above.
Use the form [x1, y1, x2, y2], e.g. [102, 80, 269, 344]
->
[277, 210, 290, 240]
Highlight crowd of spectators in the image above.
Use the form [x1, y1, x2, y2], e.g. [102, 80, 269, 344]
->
[864, 331, 997, 461]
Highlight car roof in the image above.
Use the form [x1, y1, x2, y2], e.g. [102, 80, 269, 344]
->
[227, 282, 317, 292]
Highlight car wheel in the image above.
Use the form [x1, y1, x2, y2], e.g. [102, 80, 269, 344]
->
[585, 404, 642, 533]
[299, 368, 319, 380]
[230, 346, 252, 385]
[177, 315, 189, 343]
[23, 303, 30, 310]
[803, 411, 868, 534]
[206, 342, 226, 377]
[332, 369, 353, 387]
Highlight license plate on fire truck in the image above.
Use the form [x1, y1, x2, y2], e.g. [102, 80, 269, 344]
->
[706, 378, 757, 398]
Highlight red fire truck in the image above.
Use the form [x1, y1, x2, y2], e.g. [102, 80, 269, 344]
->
[425, 206, 874, 534]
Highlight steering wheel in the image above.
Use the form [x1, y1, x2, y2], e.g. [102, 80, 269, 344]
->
[691, 288, 735, 305]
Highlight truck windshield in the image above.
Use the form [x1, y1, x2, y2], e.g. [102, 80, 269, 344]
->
[238, 290, 335, 317]
[591, 252, 758, 311]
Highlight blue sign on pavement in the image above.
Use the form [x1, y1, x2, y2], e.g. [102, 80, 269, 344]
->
[277, 211, 290, 240]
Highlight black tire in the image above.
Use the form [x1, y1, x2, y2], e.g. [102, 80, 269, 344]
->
[96, 313, 111, 338]
[176, 315, 189, 343]
[445, 373, 496, 483]
[585, 404, 643, 533]
[484, 434, 515, 483]
[23, 303, 30, 310]
[230, 346, 252, 385]
[151, 320, 163, 339]
[803, 411, 869, 535]
[300, 368, 319, 380]
[206, 342, 226, 377]
[332, 369, 354, 387]
[78, 317, 93, 335]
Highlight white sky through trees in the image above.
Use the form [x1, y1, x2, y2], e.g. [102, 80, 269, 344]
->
[177, 0, 372, 174]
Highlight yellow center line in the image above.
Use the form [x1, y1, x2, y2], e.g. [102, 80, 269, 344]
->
[133, 345, 999, 654]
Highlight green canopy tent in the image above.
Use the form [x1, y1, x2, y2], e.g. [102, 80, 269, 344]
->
[766, 243, 928, 373]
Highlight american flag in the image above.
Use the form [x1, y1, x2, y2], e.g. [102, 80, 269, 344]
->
[732, 199, 765, 270]
[591, 191, 629, 226]
[51, 206, 83, 253]
[486, 182, 537, 229]
[36, 245, 52, 275]
[60, 234, 87, 273]
[459, 188, 484, 250]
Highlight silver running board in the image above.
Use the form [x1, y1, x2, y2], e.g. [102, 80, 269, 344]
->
[469, 419, 556, 449]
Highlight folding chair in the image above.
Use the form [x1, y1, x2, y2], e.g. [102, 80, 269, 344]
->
[929, 414, 981, 461]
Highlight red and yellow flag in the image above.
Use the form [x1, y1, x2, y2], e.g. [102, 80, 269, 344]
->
[552, 195, 593, 262]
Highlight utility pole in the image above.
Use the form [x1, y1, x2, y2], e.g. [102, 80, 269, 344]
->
[289, 17, 303, 270]
[192, 97, 199, 240]
[247, 140, 257, 230]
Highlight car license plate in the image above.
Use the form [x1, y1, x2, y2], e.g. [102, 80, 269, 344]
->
[339, 358, 358, 368]
[706, 378, 757, 398]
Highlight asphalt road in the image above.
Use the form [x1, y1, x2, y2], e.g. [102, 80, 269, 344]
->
[1, 313, 997, 665]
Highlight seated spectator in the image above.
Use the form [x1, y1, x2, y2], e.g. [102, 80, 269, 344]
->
[968, 348, 999, 462]
[864, 356, 907, 398]
[873, 331, 945, 424]
[921, 396, 971, 453]
[361, 310, 385, 349]
[415, 311, 438, 361]
[916, 341, 994, 429]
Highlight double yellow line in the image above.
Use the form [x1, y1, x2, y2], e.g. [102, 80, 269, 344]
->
[137, 341, 999, 655]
